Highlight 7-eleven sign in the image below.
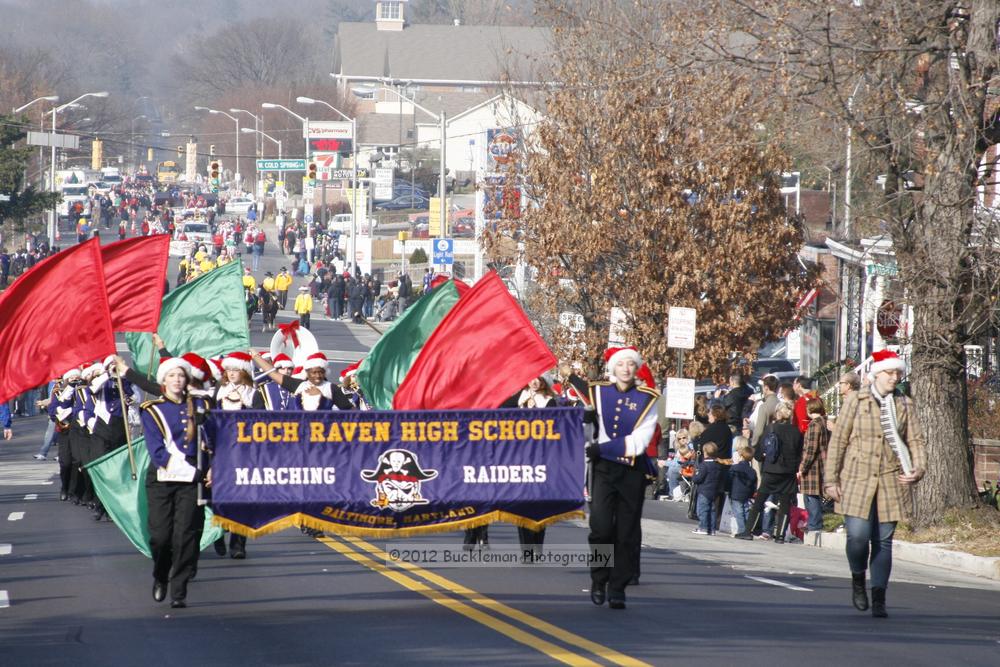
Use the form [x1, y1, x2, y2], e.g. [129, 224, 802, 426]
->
[314, 154, 338, 181]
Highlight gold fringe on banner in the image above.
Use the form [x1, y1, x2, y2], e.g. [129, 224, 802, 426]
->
[213, 509, 586, 539]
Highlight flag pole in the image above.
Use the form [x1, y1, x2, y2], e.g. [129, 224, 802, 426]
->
[114, 369, 138, 480]
[145, 333, 157, 380]
[356, 314, 384, 338]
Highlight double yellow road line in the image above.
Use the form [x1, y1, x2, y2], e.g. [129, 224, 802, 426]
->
[319, 535, 650, 667]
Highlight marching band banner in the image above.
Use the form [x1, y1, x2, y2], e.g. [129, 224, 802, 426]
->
[209, 408, 586, 538]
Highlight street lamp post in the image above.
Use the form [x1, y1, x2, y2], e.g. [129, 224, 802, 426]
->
[130, 114, 147, 172]
[13, 96, 59, 194]
[262, 102, 311, 254]
[242, 127, 282, 184]
[47, 91, 109, 247]
[195, 106, 241, 191]
[296, 95, 358, 273]
[374, 83, 447, 243]
[12, 95, 59, 114]
[231, 108, 261, 193]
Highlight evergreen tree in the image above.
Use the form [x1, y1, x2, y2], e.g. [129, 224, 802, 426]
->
[0, 114, 60, 234]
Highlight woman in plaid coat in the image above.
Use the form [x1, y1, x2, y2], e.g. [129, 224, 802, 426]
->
[824, 351, 926, 619]
[798, 397, 829, 544]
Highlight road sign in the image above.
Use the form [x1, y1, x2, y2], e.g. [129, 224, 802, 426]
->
[374, 167, 394, 201]
[304, 213, 314, 224]
[429, 197, 451, 236]
[559, 312, 585, 333]
[666, 306, 697, 349]
[432, 238, 455, 265]
[256, 158, 306, 171]
[26, 131, 79, 149]
[664, 378, 696, 420]
[876, 300, 902, 338]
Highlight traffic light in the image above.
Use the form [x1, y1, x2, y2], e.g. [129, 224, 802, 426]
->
[210, 160, 221, 193]
[307, 162, 317, 186]
[146, 147, 154, 162]
[177, 145, 183, 158]
[209, 144, 216, 156]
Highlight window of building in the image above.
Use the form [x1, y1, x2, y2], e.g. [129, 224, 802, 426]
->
[378, 1, 402, 20]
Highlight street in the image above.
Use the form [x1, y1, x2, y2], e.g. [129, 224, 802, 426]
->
[3, 411, 1000, 666]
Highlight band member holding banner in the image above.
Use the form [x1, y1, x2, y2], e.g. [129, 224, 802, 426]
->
[141, 356, 210, 609]
[824, 349, 926, 619]
[252, 353, 297, 411]
[500, 373, 559, 561]
[250, 350, 354, 411]
[584, 346, 660, 610]
[70, 366, 98, 508]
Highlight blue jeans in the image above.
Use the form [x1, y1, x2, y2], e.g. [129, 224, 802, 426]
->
[844, 503, 896, 589]
[696, 494, 715, 533]
[804, 494, 825, 532]
[38, 420, 56, 458]
[728, 497, 750, 534]
[666, 462, 683, 496]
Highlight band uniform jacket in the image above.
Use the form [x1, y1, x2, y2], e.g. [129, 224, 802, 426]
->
[824, 391, 927, 523]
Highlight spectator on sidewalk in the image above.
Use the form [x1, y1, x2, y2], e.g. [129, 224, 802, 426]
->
[727, 439, 757, 535]
[799, 397, 830, 545]
[691, 442, 723, 535]
[793, 376, 819, 433]
[824, 350, 926, 618]
[1, 401, 12, 440]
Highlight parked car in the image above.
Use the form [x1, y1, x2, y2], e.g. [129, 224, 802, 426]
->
[328, 213, 353, 233]
[226, 195, 255, 215]
[394, 183, 430, 199]
[376, 194, 430, 211]
[175, 221, 213, 246]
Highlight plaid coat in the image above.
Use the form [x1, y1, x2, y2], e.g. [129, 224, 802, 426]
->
[798, 416, 829, 496]
[824, 390, 927, 522]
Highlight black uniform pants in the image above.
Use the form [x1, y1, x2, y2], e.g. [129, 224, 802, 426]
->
[588, 459, 645, 598]
[68, 427, 90, 502]
[56, 430, 73, 495]
[146, 474, 204, 602]
[745, 473, 795, 538]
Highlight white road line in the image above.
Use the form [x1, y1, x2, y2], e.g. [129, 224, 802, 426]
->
[745, 575, 813, 592]
[0, 590, 8, 608]
[0, 544, 10, 555]
[23, 494, 37, 500]
[7, 512, 25, 522]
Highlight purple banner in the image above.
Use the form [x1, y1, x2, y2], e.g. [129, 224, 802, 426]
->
[208, 408, 585, 537]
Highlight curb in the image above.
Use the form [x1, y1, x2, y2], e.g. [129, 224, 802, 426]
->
[819, 530, 1000, 581]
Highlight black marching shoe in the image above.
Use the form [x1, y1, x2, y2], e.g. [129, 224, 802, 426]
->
[590, 582, 607, 606]
[213, 537, 227, 557]
[170, 599, 187, 609]
[608, 595, 626, 610]
[230, 547, 246, 560]
[871, 587, 888, 618]
[628, 575, 640, 586]
[851, 572, 869, 611]
[152, 581, 167, 603]
[734, 532, 753, 540]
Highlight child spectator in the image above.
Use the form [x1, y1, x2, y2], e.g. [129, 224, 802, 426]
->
[728, 438, 758, 535]
[691, 442, 723, 535]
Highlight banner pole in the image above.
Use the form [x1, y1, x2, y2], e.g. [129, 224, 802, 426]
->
[114, 369, 138, 480]
[357, 314, 384, 338]
[145, 334, 157, 380]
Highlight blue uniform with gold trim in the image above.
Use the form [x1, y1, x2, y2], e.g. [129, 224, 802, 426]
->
[586, 380, 660, 606]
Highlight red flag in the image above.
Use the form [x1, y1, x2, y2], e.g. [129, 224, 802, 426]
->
[393, 272, 557, 410]
[0, 239, 115, 403]
[101, 234, 170, 331]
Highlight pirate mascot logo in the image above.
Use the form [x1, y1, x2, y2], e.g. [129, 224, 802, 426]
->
[361, 450, 439, 511]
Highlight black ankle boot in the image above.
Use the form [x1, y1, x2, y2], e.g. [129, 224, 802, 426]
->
[871, 587, 887, 618]
[851, 573, 869, 611]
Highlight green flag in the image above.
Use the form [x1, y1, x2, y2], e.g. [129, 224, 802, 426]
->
[356, 280, 465, 410]
[125, 259, 250, 374]
[86, 439, 224, 558]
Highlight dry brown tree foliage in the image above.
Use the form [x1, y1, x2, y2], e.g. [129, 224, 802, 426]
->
[484, 1, 814, 380]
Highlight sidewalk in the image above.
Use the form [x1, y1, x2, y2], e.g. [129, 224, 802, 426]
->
[616, 509, 1000, 590]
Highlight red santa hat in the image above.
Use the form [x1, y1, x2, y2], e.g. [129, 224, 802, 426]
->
[272, 353, 294, 369]
[339, 359, 363, 380]
[302, 352, 328, 371]
[635, 363, 657, 390]
[869, 349, 906, 377]
[156, 357, 192, 384]
[259, 349, 273, 362]
[604, 346, 642, 376]
[181, 353, 211, 382]
[222, 351, 254, 374]
[208, 357, 224, 382]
